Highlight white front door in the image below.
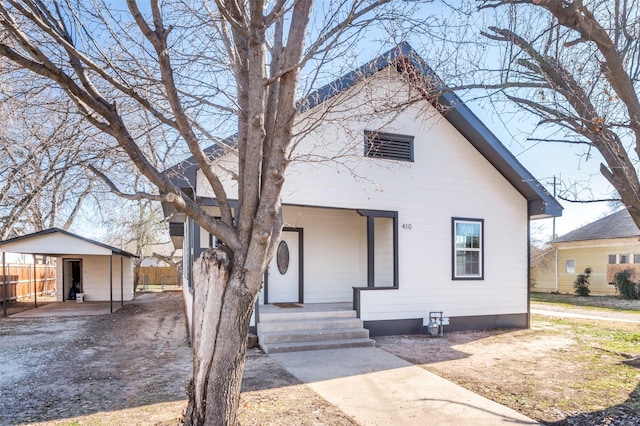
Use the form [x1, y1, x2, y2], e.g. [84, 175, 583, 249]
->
[267, 230, 300, 303]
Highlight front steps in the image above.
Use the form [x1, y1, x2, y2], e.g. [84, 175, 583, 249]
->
[257, 305, 375, 354]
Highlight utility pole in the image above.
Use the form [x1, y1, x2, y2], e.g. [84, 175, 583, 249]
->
[547, 175, 560, 240]
[552, 175, 556, 239]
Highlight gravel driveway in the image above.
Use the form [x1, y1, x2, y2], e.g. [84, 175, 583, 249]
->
[0, 292, 192, 425]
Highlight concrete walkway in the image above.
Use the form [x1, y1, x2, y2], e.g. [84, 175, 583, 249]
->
[11, 301, 122, 317]
[271, 347, 539, 425]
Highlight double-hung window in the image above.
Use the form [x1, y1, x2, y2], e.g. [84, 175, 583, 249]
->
[452, 218, 484, 280]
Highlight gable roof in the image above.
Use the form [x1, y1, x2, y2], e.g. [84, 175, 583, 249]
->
[0, 228, 137, 257]
[553, 209, 640, 243]
[163, 42, 562, 219]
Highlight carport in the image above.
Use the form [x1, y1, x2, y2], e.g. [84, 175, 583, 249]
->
[0, 228, 137, 317]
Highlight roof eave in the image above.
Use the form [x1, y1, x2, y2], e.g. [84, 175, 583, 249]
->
[435, 91, 563, 219]
[0, 228, 138, 258]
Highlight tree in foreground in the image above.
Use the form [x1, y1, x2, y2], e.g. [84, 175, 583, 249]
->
[0, 1, 434, 423]
[472, 0, 640, 228]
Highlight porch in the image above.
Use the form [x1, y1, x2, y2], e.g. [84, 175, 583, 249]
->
[260, 205, 399, 306]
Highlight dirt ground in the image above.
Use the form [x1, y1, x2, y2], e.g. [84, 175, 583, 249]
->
[0, 292, 355, 426]
[1, 294, 57, 317]
[1, 292, 639, 425]
[0, 292, 192, 425]
[376, 312, 640, 425]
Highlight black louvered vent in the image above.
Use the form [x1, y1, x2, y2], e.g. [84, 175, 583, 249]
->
[364, 131, 414, 161]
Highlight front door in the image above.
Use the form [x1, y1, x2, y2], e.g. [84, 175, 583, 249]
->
[267, 229, 301, 303]
[63, 259, 82, 301]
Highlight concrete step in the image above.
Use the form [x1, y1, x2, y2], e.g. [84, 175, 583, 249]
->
[261, 337, 375, 354]
[259, 309, 356, 322]
[257, 317, 364, 333]
[259, 327, 370, 345]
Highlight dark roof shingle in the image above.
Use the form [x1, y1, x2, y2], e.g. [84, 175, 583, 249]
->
[553, 209, 640, 243]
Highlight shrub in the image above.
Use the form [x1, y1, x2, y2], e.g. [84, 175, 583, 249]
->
[573, 267, 592, 297]
[613, 269, 639, 299]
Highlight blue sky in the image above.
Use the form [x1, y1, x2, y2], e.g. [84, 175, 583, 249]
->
[470, 101, 614, 243]
[77, 2, 617, 243]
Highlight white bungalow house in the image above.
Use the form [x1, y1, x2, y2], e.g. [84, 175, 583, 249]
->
[163, 44, 561, 351]
[0, 228, 136, 309]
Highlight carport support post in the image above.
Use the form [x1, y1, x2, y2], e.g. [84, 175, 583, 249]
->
[2, 252, 6, 317]
[120, 256, 123, 307]
[109, 255, 113, 314]
[33, 254, 37, 308]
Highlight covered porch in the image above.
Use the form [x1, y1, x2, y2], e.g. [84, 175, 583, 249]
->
[259, 204, 399, 307]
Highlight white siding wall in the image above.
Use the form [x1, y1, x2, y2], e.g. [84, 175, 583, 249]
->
[374, 217, 394, 287]
[55, 255, 134, 302]
[195, 69, 529, 321]
[2, 233, 111, 256]
[279, 207, 366, 303]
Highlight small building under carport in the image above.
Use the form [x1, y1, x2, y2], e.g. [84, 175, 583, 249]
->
[0, 228, 136, 310]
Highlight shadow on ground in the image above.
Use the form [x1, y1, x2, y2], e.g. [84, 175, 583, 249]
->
[547, 381, 640, 426]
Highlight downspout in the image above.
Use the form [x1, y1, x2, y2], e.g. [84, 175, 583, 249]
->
[555, 247, 559, 293]
[527, 219, 531, 329]
[120, 256, 124, 307]
[2, 251, 6, 317]
[109, 254, 113, 314]
[33, 254, 37, 308]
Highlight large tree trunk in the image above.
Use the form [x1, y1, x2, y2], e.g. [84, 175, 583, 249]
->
[184, 248, 257, 426]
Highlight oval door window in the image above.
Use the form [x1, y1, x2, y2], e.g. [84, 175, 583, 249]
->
[276, 240, 289, 274]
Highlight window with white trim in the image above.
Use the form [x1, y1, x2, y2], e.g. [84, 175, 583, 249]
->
[609, 255, 617, 264]
[565, 259, 575, 274]
[452, 218, 483, 279]
[620, 254, 630, 264]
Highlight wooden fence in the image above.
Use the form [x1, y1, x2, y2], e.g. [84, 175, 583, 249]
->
[0, 264, 56, 301]
[606, 264, 640, 284]
[137, 266, 179, 291]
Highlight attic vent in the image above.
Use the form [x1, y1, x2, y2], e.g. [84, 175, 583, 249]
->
[364, 131, 414, 161]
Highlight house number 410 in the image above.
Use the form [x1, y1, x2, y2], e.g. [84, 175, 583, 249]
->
[402, 224, 412, 230]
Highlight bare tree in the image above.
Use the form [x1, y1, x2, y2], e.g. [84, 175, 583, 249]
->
[0, 96, 101, 238]
[103, 196, 174, 290]
[0, 1, 436, 423]
[462, 1, 640, 227]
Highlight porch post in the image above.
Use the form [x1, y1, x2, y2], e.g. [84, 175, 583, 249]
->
[33, 254, 37, 308]
[366, 215, 375, 287]
[109, 255, 113, 314]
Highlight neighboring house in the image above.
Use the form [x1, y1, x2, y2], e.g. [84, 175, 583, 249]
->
[533, 209, 640, 295]
[163, 43, 562, 344]
[0, 228, 136, 304]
